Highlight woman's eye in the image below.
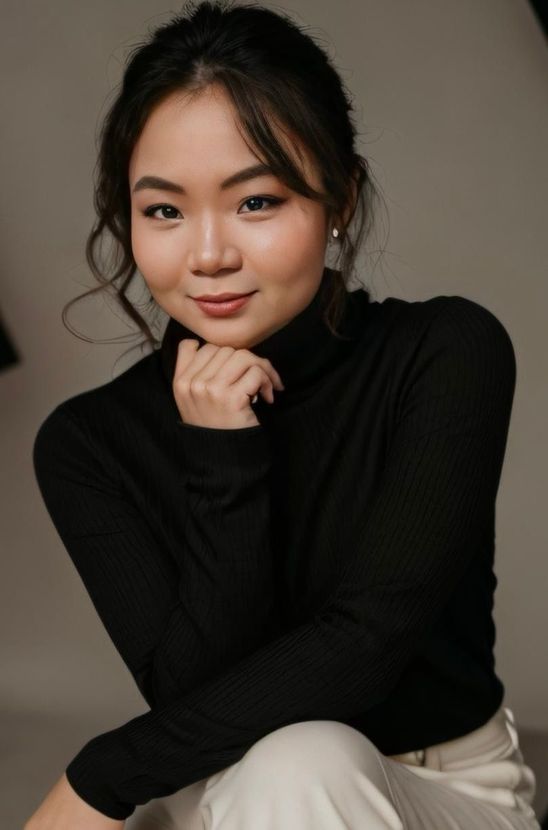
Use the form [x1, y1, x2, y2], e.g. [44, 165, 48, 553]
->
[239, 196, 283, 213]
[142, 204, 181, 220]
[141, 196, 283, 221]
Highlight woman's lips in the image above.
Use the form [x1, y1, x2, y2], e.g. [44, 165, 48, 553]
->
[193, 292, 256, 317]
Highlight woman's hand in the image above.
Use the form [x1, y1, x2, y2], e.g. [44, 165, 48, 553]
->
[23, 771, 125, 830]
[173, 339, 285, 429]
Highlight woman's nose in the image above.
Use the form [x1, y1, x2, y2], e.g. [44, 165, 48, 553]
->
[187, 217, 239, 274]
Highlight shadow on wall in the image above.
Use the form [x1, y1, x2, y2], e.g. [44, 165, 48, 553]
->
[0, 312, 19, 373]
[527, 0, 548, 37]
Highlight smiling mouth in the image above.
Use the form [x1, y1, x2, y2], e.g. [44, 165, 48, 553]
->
[193, 291, 256, 302]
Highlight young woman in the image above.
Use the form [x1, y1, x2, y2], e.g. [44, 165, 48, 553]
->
[28, 2, 541, 829]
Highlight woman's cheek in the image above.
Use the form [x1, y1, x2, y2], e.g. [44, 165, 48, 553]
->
[280, 220, 325, 268]
[133, 234, 179, 287]
[247, 213, 300, 257]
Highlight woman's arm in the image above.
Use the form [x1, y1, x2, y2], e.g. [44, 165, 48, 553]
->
[32, 401, 281, 710]
[49, 297, 517, 821]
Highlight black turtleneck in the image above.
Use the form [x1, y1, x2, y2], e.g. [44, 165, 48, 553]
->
[32, 269, 516, 820]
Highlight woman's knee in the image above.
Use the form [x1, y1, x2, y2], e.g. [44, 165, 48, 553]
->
[234, 719, 390, 791]
[199, 721, 403, 829]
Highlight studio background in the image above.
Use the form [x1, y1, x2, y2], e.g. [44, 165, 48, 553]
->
[1, 0, 546, 823]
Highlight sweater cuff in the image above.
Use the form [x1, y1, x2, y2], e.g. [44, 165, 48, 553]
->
[175, 421, 271, 479]
[65, 736, 136, 821]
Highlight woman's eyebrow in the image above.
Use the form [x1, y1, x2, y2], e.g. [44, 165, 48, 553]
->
[132, 163, 275, 195]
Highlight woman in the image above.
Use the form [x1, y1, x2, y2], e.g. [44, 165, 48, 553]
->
[27, 1, 541, 829]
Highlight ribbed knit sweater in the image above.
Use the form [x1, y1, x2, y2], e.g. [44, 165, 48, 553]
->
[32, 267, 517, 820]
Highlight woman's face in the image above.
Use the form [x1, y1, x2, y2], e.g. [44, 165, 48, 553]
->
[128, 83, 331, 350]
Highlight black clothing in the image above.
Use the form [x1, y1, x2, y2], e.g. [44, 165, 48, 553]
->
[32, 268, 516, 820]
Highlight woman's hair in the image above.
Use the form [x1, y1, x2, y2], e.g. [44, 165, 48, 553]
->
[63, 0, 386, 357]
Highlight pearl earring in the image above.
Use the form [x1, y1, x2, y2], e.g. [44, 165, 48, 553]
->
[332, 227, 339, 238]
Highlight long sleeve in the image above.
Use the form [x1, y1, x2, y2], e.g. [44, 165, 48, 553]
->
[57, 297, 517, 820]
[156, 420, 283, 698]
[32, 405, 281, 711]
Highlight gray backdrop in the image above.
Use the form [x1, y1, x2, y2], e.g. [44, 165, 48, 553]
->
[1, 0, 547, 738]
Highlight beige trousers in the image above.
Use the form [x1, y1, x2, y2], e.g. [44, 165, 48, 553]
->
[125, 703, 541, 829]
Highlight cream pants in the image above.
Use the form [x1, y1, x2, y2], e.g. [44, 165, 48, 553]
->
[125, 703, 541, 829]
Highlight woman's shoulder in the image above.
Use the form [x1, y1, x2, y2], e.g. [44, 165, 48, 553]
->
[34, 349, 163, 453]
[368, 291, 510, 333]
[354, 291, 517, 410]
[365, 292, 515, 359]
[384, 296, 516, 421]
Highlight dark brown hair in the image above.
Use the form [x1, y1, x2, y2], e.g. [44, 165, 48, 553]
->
[63, 0, 387, 360]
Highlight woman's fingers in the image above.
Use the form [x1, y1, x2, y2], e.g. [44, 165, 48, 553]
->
[234, 362, 276, 405]
[172, 338, 284, 428]
[176, 340, 284, 394]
